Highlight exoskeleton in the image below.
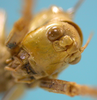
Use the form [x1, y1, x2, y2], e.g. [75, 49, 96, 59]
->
[0, 0, 97, 100]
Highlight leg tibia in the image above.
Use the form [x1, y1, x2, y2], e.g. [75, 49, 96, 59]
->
[40, 79, 97, 97]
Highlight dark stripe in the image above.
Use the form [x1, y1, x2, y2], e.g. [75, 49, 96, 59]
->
[24, 63, 37, 74]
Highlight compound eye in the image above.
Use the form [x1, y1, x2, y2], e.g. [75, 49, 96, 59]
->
[47, 26, 63, 41]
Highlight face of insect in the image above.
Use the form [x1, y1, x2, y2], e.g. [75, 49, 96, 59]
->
[22, 21, 83, 75]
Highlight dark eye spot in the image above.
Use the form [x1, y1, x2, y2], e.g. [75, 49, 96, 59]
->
[7, 42, 16, 49]
[47, 26, 63, 41]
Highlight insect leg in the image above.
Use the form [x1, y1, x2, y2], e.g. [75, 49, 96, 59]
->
[5, 64, 23, 72]
[15, 75, 35, 83]
[0, 10, 6, 45]
[5, 56, 23, 72]
[40, 78, 97, 98]
[2, 84, 26, 100]
[6, 0, 34, 53]
[0, 10, 10, 62]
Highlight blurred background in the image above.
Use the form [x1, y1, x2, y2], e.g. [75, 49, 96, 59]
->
[0, 0, 97, 100]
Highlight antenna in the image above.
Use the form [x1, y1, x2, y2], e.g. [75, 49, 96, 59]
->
[67, 0, 85, 17]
